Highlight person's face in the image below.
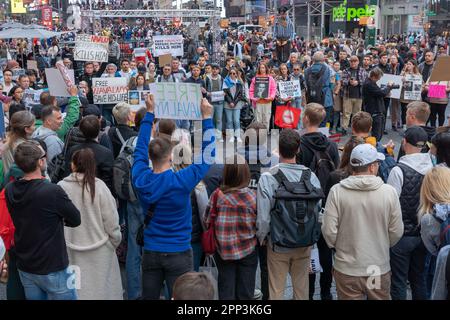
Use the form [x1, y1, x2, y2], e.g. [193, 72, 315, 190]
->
[390, 55, 398, 65]
[172, 60, 179, 70]
[380, 55, 388, 65]
[85, 64, 94, 74]
[425, 52, 434, 63]
[63, 59, 71, 68]
[228, 59, 235, 68]
[259, 64, 267, 75]
[149, 63, 156, 72]
[24, 121, 36, 137]
[280, 65, 288, 75]
[19, 77, 30, 89]
[339, 52, 347, 60]
[48, 110, 63, 131]
[293, 65, 301, 75]
[350, 59, 359, 68]
[137, 76, 145, 86]
[229, 70, 237, 79]
[439, 47, 446, 55]
[192, 67, 201, 78]
[204, 52, 209, 60]
[212, 67, 219, 76]
[93, 62, 100, 71]
[79, 83, 88, 95]
[121, 61, 130, 71]
[4, 71, 12, 83]
[28, 75, 36, 83]
[333, 62, 340, 72]
[198, 57, 206, 67]
[14, 88, 23, 101]
[163, 66, 172, 76]
[130, 61, 137, 70]
[406, 61, 414, 71]
[106, 65, 116, 74]
[410, 46, 417, 54]
[363, 56, 371, 66]
[290, 54, 298, 63]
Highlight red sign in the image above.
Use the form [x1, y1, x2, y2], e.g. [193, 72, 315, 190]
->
[42, 6, 52, 28]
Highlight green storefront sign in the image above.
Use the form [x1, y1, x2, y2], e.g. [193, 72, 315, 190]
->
[332, 0, 377, 22]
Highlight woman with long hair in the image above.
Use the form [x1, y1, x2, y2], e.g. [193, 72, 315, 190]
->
[249, 63, 277, 130]
[8, 86, 26, 119]
[399, 60, 421, 128]
[58, 148, 123, 300]
[389, 55, 402, 131]
[223, 67, 247, 143]
[129, 73, 150, 91]
[204, 155, 257, 300]
[1, 111, 35, 179]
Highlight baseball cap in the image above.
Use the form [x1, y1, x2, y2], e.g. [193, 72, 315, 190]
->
[83, 104, 101, 118]
[403, 126, 428, 148]
[350, 143, 385, 167]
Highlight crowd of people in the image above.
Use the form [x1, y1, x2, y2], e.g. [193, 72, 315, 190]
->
[0, 8, 449, 301]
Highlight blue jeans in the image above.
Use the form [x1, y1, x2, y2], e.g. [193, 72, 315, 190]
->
[126, 200, 144, 300]
[390, 236, 427, 300]
[320, 106, 333, 127]
[176, 120, 191, 131]
[224, 108, 241, 133]
[293, 98, 303, 129]
[212, 102, 224, 133]
[19, 268, 77, 300]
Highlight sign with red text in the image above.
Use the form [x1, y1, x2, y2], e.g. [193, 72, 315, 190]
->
[92, 77, 128, 104]
[74, 34, 109, 63]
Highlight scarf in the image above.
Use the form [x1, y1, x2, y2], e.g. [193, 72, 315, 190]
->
[224, 76, 239, 89]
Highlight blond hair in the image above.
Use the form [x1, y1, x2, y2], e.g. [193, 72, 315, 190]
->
[112, 102, 131, 125]
[304, 103, 326, 126]
[419, 167, 450, 218]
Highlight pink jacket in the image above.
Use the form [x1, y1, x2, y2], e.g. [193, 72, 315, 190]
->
[249, 75, 277, 105]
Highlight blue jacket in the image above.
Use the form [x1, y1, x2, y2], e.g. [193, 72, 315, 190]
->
[132, 112, 215, 252]
[304, 63, 333, 108]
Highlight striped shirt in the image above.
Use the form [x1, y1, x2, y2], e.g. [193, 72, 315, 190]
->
[274, 17, 294, 40]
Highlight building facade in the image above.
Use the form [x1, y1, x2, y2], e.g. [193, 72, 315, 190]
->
[380, 0, 424, 36]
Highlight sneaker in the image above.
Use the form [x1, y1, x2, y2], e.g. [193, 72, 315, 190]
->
[228, 137, 234, 143]
[237, 137, 243, 144]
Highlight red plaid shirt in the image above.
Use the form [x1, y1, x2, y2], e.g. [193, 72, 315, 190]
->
[205, 188, 257, 261]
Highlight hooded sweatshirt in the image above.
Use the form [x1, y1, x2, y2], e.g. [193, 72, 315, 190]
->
[420, 203, 450, 256]
[5, 179, 80, 275]
[32, 126, 64, 162]
[297, 132, 340, 169]
[322, 175, 403, 276]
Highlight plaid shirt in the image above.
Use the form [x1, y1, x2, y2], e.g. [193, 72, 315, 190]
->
[341, 67, 368, 98]
[204, 188, 257, 261]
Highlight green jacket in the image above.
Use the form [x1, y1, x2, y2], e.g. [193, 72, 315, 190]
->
[34, 96, 81, 141]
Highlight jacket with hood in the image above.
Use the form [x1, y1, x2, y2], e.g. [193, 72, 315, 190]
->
[420, 203, 450, 256]
[322, 175, 404, 276]
[304, 62, 334, 108]
[131, 112, 215, 253]
[296, 132, 340, 169]
[5, 179, 81, 275]
[32, 126, 64, 162]
[387, 153, 433, 235]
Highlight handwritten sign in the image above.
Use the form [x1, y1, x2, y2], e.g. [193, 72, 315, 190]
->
[152, 35, 184, 57]
[74, 34, 109, 63]
[428, 84, 447, 99]
[154, 82, 202, 120]
[92, 77, 128, 104]
[210, 91, 225, 102]
[278, 80, 301, 99]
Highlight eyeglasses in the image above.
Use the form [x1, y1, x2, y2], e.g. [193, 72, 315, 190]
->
[293, 68, 300, 71]
[230, 72, 237, 75]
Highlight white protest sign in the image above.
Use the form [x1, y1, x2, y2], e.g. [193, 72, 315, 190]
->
[152, 35, 184, 57]
[154, 82, 202, 120]
[74, 34, 109, 63]
[210, 91, 225, 102]
[128, 85, 156, 110]
[45, 68, 75, 97]
[279, 80, 301, 99]
[377, 74, 403, 99]
[12, 69, 25, 82]
[403, 74, 422, 101]
[92, 77, 128, 105]
[23, 88, 45, 109]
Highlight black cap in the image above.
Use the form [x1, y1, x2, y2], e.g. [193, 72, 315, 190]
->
[83, 104, 101, 118]
[403, 126, 428, 148]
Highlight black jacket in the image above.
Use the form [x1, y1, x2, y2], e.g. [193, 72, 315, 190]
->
[224, 82, 246, 105]
[362, 78, 391, 114]
[296, 132, 340, 169]
[5, 179, 80, 275]
[378, 63, 392, 74]
[108, 124, 138, 158]
[64, 140, 115, 193]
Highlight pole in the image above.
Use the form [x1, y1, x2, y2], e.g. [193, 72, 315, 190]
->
[307, 2, 311, 42]
[291, 0, 295, 36]
[321, 0, 325, 39]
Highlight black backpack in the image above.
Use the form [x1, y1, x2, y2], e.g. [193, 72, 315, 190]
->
[248, 163, 262, 190]
[309, 145, 336, 192]
[305, 65, 326, 105]
[112, 132, 138, 202]
[270, 169, 324, 248]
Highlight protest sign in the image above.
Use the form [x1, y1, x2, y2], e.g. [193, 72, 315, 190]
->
[27, 60, 39, 73]
[428, 84, 447, 99]
[158, 53, 173, 68]
[128, 86, 156, 108]
[278, 80, 301, 99]
[23, 88, 44, 109]
[429, 56, 450, 82]
[254, 77, 270, 99]
[154, 82, 202, 120]
[152, 35, 184, 57]
[403, 74, 422, 101]
[92, 77, 128, 105]
[12, 69, 25, 82]
[45, 68, 75, 97]
[74, 34, 109, 63]
[377, 74, 402, 99]
[210, 91, 225, 102]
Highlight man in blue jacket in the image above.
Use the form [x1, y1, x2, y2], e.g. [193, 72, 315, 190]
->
[132, 94, 215, 300]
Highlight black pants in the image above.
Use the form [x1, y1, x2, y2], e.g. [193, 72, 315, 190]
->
[309, 235, 333, 299]
[371, 113, 385, 142]
[428, 103, 447, 127]
[276, 41, 291, 63]
[382, 98, 390, 132]
[400, 102, 408, 126]
[142, 248, 193, 300]
[257, 244, 269, 300]
[215, 250, 258, 300]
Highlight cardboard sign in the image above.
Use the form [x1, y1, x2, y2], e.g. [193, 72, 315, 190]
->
[12, 69, 25, 82]
[377, 74, 403, 99]
[403, 74, 422, 101]
[154, 82, 202, 120]
[45, 68, 75, 97]
[152, 35, 184, 57]
[92, 77, 128, 105]
[27, 60, 39, 73]
[254, 77, 269, 99]
[210, 91, 225, 102]
[74, 34, 109, 63]
[428, 84, 447, 99]
[278, 80, 301, 99]
[158, 53, 173, 68]
[429, 56, 450, 82]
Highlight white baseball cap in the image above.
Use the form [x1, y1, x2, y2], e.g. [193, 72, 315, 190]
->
[350, 143, 385, 167]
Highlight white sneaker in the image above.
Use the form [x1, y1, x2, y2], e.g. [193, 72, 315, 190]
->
[236, 137, 243, 144]
[229, 137, 235, 143]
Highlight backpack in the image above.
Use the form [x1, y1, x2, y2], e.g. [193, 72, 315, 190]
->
[248, 163, 262, 190]
[305, 65, 326, 104]
[309, 146, 336, 192]
[378, 155, 396, 183]
[112, 130, 138, 202]
[439, 215, 450, 250]
[270, 169, 324, 248]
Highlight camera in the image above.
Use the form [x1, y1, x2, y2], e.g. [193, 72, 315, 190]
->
[388, 84, 400, 90]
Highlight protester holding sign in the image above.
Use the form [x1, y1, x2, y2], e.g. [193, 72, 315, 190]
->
[75, 34, 109, 63]
[424, 80, 450, 127]
[205, 64, 224, 141]
[400, 60, 422, 128]
[223, 67, 247, 143]
[249, 63, 276, 130]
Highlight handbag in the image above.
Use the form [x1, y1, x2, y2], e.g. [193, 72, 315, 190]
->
[201, 190, 219, 256]
[136, 204, 156, 247]
[199, 255, 219, 300]
[274, 102, 301, 129]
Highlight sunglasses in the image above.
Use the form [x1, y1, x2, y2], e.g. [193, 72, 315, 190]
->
[230, 72, 237, 75]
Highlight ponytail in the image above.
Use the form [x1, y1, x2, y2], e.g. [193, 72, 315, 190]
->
[71, 148, 96, 203]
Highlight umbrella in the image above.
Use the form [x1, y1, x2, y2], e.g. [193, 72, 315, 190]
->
[0, 22, 70, 39]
